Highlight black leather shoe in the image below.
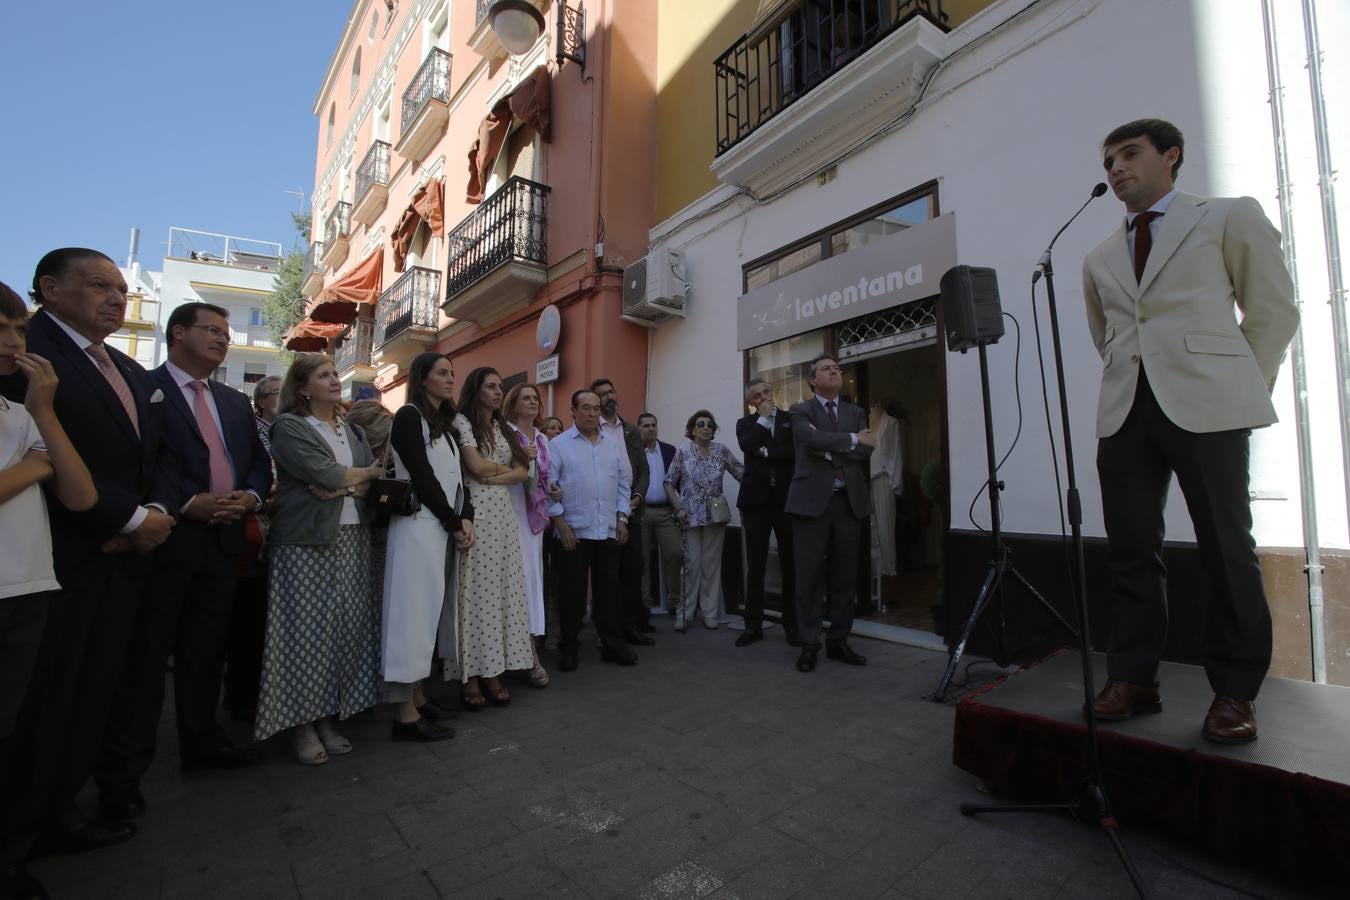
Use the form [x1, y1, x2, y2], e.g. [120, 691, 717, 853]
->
[796, 647, 818, 673]
[600, 644, 638, 666]
[33, 818, 136, 856]
[623, 629, 655, 647]
[391, 717, 455, 742]
[181, 745, 264, 771]
[825, 641, 867, 666]
[559, 649, 579, 672]
[735, 629, 763, 647]
[418, 701, 459, 721]
[1, 862, 49, 899]
[97, 785, 146, 821]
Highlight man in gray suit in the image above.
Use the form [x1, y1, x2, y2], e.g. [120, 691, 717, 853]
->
[785, 355, 875, 672]
[1083, 119, 1298, 744]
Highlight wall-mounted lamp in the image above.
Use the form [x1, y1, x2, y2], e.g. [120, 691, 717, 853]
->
[487, 0, 585, 73]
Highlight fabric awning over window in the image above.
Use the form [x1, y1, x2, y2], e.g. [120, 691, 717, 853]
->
[308, 246, 384, 323]
[466, 65, 552, 204]
[747, 0, 795, 42]
[283, 318, 345, 352]
[391, 178, 446, 273]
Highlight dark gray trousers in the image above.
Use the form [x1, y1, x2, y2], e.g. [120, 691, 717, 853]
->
[793, 494, 863, 648]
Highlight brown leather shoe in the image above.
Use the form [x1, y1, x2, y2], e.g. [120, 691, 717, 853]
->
[1089, 679, 1162, 721]
[1202, 695, 1258, 745]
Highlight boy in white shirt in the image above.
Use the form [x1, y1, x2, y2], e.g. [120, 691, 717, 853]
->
[0, 282, 96, 900]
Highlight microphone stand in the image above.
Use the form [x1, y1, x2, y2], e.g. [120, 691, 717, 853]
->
[959, 186, 1149, 898]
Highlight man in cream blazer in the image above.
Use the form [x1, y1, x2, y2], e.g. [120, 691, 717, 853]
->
[1082, 119, 1297, 745]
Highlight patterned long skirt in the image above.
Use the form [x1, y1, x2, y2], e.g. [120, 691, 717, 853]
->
[254, 526, 380, 741]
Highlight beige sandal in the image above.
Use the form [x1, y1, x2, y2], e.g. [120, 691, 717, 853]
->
[292, 724, 328, 766]
[529, 662, 550, 687]
[315, 717, 352, 755]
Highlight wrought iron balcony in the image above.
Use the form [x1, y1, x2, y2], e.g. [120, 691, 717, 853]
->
[353, 141, 391, 227]
[374, 266, 441, 371]
[302, 241, 326, 296]
[335, 316, 375, 375]
[476, 0, 490, 23]
[321, 203, 352, 270]
[714, 0, 949, 158]
[396, 48, 451, 164]
[442, 176, 549, 326]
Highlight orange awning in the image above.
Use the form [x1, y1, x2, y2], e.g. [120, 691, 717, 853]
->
[308, 246, 384, 323]
[391, 178, 445, 273]
[283, 319, 344, 352]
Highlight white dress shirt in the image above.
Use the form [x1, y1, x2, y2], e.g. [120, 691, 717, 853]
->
[1125, 187, 1177, 257]
[644, 444, 668, 506]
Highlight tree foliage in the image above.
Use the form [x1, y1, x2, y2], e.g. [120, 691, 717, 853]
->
[262, 212, 312, 355]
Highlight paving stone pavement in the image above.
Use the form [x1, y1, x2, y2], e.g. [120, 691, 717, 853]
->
[32, 621, 1313, 899]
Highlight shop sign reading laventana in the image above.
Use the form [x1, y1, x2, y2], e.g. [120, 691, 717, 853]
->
[737, 213, 957, 350]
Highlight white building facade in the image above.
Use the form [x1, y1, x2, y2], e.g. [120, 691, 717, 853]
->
[642, 0, 1350, 683]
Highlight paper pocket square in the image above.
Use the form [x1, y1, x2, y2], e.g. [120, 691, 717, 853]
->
[149, 389, 165, 403]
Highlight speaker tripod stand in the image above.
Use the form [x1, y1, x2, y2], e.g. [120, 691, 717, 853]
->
[930, 341, 1078, 703]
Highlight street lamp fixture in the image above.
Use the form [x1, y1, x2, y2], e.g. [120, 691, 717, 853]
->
[487, 0, 585, 72]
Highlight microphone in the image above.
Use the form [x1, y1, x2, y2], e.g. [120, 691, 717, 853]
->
[1032, 182, 1109, 283]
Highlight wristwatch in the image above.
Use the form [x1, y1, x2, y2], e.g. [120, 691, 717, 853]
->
[617, 513, 629, 524]
[345, 485, 356, 497]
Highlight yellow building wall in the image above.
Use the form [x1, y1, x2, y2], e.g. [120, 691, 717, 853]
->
[656, 0, 758, 223]
[655, 0, 996, 224]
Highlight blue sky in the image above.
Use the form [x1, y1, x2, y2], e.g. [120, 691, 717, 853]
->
[0, 0, 348, 294]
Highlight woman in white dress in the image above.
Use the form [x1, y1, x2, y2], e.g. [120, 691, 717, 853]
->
[503, 383, 550, 687]
[380, 352, 475, 740]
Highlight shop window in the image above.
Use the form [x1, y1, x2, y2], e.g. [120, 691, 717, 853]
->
[743, 184, 938, 292]
[746, 328, 828, 410]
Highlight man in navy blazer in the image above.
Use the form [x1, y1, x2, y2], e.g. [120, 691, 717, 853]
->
[736, 379, 798, 647]
[96, 302, 272, 821]
[14, 249, 179, 857]
[637, 413, 683, 619]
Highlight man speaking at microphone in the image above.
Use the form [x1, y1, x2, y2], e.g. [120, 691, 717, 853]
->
[1082, 118, 1297, 744]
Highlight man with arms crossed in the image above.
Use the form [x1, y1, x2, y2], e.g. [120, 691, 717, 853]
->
[1083, 119, 1298, 743]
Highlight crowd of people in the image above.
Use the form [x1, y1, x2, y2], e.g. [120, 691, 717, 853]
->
[0, 247, 880, 900]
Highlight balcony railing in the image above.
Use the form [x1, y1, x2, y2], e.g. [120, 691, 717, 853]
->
[335, 317, 375, 372]
[324, 202, 352, 248]
[445, 177, 550, 300]
[714, 0, 949, 156]
[376, 267, 441, 349]
[230, 324, 275, 349]
[476, 0, 490, 23]
[401, 48, 451, 135]
[303, 242, 326, 288]
[355, 141, 391, 205]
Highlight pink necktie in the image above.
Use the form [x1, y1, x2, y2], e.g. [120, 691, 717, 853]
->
[188, 381, 234, 493]
[85, 344, 140, 435]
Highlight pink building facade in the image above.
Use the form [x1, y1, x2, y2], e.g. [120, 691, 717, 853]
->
[295, 0, 658, 414]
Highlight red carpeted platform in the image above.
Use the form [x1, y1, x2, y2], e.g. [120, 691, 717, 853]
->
[952, 650, 1350, 888]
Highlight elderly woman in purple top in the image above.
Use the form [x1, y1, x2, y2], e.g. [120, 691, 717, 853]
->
[665, 409, 743, 632]
[504, 382, 550, 687]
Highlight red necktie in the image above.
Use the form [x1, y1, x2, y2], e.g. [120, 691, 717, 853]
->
[188, 381, 234, 493]
[1132, 211, 1163, 283]
[826, 400, 838, 429]
[85, 344, 140, 435]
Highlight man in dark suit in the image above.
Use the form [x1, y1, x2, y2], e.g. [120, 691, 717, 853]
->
[593, 377, 655, 643]
[637, 413, 683, 618]
[95, 302, 272, 821]
[785, 355, 875, 672]
[735, 379, 798, 647]
[15, 248, 178, 856]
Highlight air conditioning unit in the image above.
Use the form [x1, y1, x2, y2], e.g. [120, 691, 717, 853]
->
[621, 247, 688, 327]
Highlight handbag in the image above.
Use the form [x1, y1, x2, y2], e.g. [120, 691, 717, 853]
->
[708, 495, 731, 525]
[367, 441, 420, 517]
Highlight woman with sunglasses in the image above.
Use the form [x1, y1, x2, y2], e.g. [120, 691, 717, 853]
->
[664, 410, 744, 632]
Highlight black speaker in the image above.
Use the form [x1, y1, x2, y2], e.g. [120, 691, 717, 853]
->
[940, 265, 1005, 352]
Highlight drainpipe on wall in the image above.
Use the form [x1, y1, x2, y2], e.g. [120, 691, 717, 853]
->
[1262, 0, 1325, 684]
[1301, 0, 1350, 556]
